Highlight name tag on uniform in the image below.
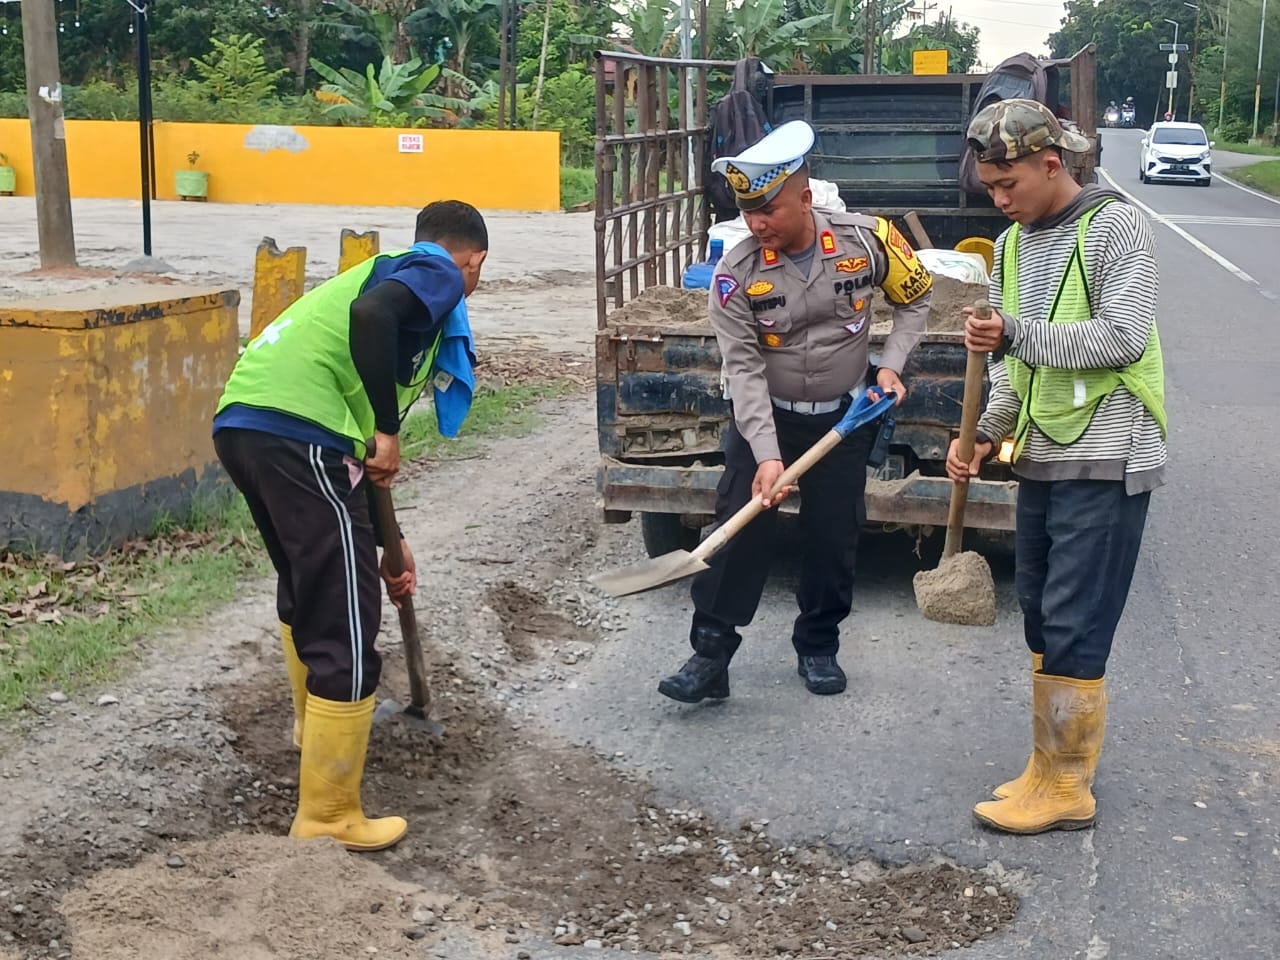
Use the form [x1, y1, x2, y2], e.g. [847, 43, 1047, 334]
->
[749, 295, 786, 312]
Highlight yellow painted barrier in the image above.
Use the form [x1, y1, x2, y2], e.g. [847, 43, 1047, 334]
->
[251, 237, 307, 341]
[0, 284, 240, 556]
[339, 229, 381, 274]
[0, 119, 561, 210]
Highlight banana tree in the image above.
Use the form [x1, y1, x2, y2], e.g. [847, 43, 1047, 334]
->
[310, 55, 472, 123]
[404, 0, 500, 91]
[722, 0, 838, 69]
[311, 0, 414, 63]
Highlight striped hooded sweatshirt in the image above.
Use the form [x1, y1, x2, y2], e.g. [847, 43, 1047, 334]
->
[979, 184, 1166, 494]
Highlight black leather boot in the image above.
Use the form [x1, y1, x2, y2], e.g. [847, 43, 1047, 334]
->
[658, 626, 735, 703]
[797, 654, 847, 695]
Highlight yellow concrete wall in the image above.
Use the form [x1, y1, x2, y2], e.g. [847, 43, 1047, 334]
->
[0, 286, 240, 511]
[0, 120, 561, 210]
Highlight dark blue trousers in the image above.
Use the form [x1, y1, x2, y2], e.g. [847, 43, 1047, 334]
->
[1016, 478, 1151, 680]
[690, 402, 877, 658]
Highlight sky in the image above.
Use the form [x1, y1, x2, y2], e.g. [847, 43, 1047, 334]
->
[925, 0, 1072, 68]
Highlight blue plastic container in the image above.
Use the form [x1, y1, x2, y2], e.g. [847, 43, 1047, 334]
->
[681, 238, 725, 290]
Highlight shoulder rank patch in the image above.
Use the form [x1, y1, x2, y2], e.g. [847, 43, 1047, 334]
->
[745, 280, 775, 296]
[761, 332, 783, 348]
[715, 274, 739, 307]
[835, 256, 869, 274]
[820, 231, 837, 255]
[854, 297, 867, 311]
[762, 248, 779, 266]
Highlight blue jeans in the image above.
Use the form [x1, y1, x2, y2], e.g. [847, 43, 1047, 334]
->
[1016, 478, 1151, 680]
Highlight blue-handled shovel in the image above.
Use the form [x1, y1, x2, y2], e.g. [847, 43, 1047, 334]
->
[590, 390, 897, 598]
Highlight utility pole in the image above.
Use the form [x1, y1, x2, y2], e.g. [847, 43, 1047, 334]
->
[1185, 2, 1201, 120]
[508, 0, 520, 129]
[498, 0, 509, 129]
[135, 0, 154, 258]
[1163, 19, 1181, 118]
[1219, 0, 1231, 132]
[21, 0, 77, 268]
[1252, 0, 1268, 139]
[909, 1, 937, 24]
[863, 0, 876, 74]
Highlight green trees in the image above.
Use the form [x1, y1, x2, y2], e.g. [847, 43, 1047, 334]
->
[1050, 0, 1279, 136]
[5, 0, 1146, 153]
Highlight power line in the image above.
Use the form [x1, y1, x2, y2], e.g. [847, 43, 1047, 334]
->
[958, 12, 1065, 28]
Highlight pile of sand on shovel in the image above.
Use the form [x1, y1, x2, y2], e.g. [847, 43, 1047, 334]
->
[913, 551, 997, 626]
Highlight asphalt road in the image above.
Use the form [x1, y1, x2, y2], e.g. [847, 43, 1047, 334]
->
[547, 128, 1280, 960]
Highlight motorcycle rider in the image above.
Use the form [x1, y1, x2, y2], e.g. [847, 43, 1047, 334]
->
[1121, 97, 1136, 128]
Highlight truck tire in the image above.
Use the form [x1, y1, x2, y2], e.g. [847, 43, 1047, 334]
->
[640, 513, 701, 557]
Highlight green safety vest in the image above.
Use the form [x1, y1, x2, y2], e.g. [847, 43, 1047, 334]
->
[1001, 201, 1166, 460]
[216, 252, 441, 459]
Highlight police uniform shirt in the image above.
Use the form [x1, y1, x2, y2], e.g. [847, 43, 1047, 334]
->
[710, 210, 933, 464]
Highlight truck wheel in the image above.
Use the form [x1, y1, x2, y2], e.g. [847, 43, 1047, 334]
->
[640, 513, 701, 557]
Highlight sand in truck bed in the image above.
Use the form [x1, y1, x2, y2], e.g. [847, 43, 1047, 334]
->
[606, 276, 987, 335]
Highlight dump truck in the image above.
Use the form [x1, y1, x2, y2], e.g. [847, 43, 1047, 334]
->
[592, 47, 1099, 557]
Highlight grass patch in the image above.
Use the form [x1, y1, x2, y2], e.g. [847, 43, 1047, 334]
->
[0, 494, 268, 718]
[0, 379, 580, 716]
[561, 166, 596, 209]
[401, 381, 576, 462]
[1217, 141, 1280, 157]
[1224, 159, 1280, 196]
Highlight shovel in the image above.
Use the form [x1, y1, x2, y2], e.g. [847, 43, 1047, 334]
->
[911, 299, 997, 626]
[591, 389, 897, 598]
[367, 479, 444, 737]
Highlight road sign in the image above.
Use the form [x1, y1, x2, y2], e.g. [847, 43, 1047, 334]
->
[912, 49, 949, 75]
[1166, 71, 1179, 89]
[1168, 53, 1179, 64]
[1159, 42, 1189, 51]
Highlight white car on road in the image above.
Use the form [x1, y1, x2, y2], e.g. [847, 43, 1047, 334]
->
[1139, 122, 1214, 186]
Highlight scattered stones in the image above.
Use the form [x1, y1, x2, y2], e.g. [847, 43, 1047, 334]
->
[48, 692, 68, 704]
[165, 855, 186, 869]
[96, 695, 120, 706]
[902, 925, 928, 944]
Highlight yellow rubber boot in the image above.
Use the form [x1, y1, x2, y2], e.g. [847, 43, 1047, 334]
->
[992, 652, 1045, 799]
[289, 694, 407, 852]
[281, 622, 308, 750]
[974, 674, 1106, 835]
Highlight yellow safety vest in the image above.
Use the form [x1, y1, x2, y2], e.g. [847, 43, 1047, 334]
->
[1001, 201, 1166, 460]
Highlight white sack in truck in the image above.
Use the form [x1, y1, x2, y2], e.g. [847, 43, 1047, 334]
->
[707, 178, 847, 254]
[914, 248, 991, 287]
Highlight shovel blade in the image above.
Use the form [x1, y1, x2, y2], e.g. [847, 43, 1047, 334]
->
[372, 698, 445, 737]
[589, 549, 711, 597]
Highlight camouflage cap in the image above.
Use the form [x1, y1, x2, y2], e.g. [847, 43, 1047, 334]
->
[966, 98, 1091, 163]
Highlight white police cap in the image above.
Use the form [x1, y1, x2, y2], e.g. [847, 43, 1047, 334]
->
[710, 120, 816, 210]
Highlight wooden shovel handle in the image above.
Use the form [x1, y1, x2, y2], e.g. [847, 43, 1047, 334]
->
[691, 428, 844, 563]
[365, 446, 432, 715]
[942, 301, 991, 559]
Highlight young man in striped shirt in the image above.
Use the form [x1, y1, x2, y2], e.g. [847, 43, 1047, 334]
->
[947, 99, 1165, 834]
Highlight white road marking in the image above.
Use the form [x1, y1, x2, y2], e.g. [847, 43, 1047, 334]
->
[1214, 169, 1280, 206]
[1098, 167, 1259, 286]
[1163, 215, 1280, 227]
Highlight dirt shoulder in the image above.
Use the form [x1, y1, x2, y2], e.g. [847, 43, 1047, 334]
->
[0, 389, 1019, 960]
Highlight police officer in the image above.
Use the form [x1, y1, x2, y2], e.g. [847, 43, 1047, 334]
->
[658, 121, 934, 702]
